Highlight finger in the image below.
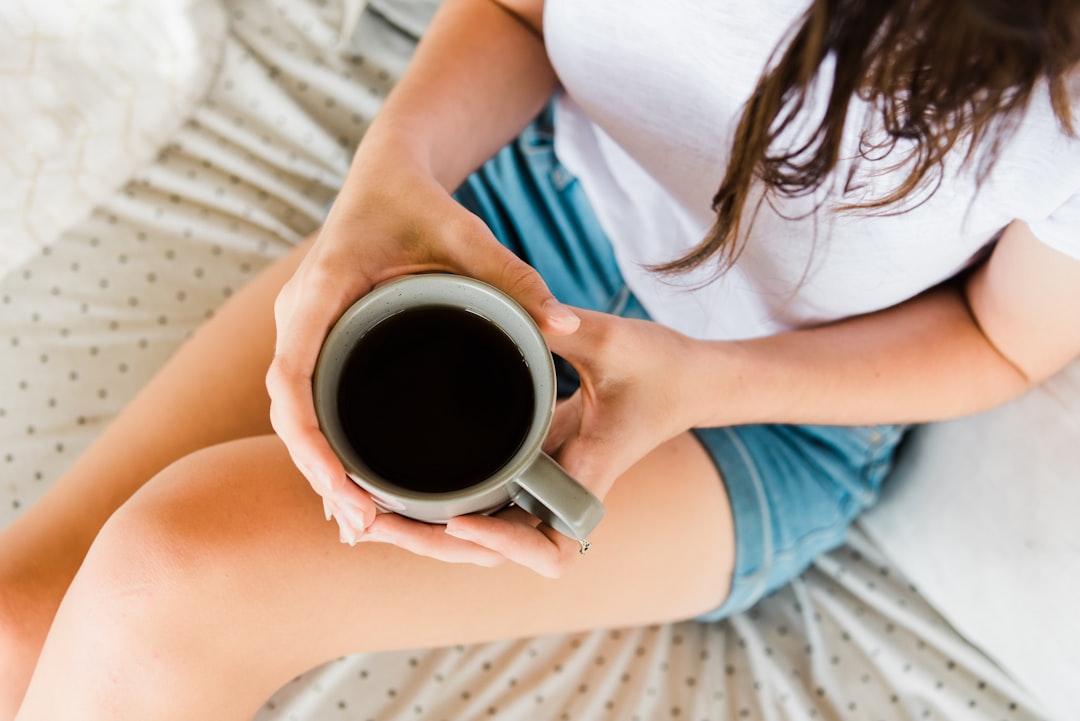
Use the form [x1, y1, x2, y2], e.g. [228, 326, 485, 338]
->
[445, 515, 580, 579]
[266, 351, 374, 503]
[444, 216, 580, 335]
[544, 307, 614, 369]
[359, 514, 506, 567]
[271, 252, 370, 383]
[267, 256, 379, 511]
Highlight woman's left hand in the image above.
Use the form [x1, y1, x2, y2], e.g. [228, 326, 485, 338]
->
[352, 309, 706, 577]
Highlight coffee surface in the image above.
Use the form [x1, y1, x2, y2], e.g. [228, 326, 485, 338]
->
[337, 306, 535, 493]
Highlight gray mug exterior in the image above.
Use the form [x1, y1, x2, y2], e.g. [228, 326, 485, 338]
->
[312, 274, 604, 540]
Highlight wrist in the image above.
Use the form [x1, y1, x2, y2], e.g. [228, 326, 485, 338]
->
[682, 337, 759, 430]
[349, 121, 437, 180]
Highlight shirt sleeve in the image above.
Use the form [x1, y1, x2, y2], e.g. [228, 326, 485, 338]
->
[1026, 192, 1080, 260]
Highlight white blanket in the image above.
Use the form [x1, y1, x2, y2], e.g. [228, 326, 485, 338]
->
[0, 0, 226, 279]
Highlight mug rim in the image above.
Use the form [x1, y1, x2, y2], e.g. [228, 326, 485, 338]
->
[312, 273, 557, 502]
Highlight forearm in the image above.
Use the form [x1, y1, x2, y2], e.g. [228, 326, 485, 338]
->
[350, 0, 556, 191]
[689, 280, 1034, 428]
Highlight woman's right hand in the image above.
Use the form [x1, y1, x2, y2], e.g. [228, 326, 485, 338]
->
[265, 138, 581, 543]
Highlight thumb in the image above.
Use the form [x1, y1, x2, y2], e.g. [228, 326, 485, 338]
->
[495, 253, 580, 335]
[544, 307, 613, 371]
[448, 227, 580, 335]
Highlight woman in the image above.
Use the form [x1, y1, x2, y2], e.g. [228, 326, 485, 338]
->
[3, 0, 1080, 717]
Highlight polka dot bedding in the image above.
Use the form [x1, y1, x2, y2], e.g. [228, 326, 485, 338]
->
[0, 1, 1052, 719]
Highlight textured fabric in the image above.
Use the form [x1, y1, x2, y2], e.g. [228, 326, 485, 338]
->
[544, 0, 1080, 342]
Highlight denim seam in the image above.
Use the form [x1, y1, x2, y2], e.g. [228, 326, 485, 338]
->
[859, 424, 906, 489]
[721, 427, 773, 595]
[605, 285, 633, 316]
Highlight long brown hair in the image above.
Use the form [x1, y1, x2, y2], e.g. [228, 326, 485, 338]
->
[654, 0, 1080, 275]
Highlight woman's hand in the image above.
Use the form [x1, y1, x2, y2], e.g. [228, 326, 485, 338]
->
[542, 311, 704, 500]
[353, 309, 707, 578]
[265, 139, 581, 543]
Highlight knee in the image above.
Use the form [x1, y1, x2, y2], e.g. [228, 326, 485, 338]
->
[9, 445, 307, 716]
[48, 457, 246, 691]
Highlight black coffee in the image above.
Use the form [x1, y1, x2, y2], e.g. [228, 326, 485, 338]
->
[336, 305, 535, 493]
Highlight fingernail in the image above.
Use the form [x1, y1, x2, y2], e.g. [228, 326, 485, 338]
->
[338, 521, 358, 546]
[322, 497, 334, 522]
[357, 527, 388, 543]
[445, 526, 475, 543]
[543, 298, 579, 327]
[335, 499, 368, 533]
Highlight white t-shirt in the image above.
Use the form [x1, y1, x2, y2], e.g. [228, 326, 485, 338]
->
[544, 0, 1080, 340]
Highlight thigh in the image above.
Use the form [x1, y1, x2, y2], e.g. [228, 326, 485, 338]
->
[152, 432, 735, 640]
[33, 431, 734, 708]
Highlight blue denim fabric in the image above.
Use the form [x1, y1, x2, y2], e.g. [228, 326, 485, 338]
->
[453, 109, 649, 321]
[690, 423, 906, 619]
[453, 111, 907, 620]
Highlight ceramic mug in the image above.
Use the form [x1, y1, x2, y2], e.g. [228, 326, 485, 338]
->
[312, 274, 604, 540]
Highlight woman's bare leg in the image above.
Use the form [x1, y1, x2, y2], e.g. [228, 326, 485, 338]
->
[0, 236, 314, 716]
[14, 431, 735, 721]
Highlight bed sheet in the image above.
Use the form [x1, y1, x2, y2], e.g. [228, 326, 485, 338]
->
[0, 1, 1054, 719]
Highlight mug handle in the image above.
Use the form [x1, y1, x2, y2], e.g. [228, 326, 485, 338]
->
[509, 453, 605, 540]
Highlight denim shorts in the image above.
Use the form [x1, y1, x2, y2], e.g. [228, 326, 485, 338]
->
[453, 111, 908, 620]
